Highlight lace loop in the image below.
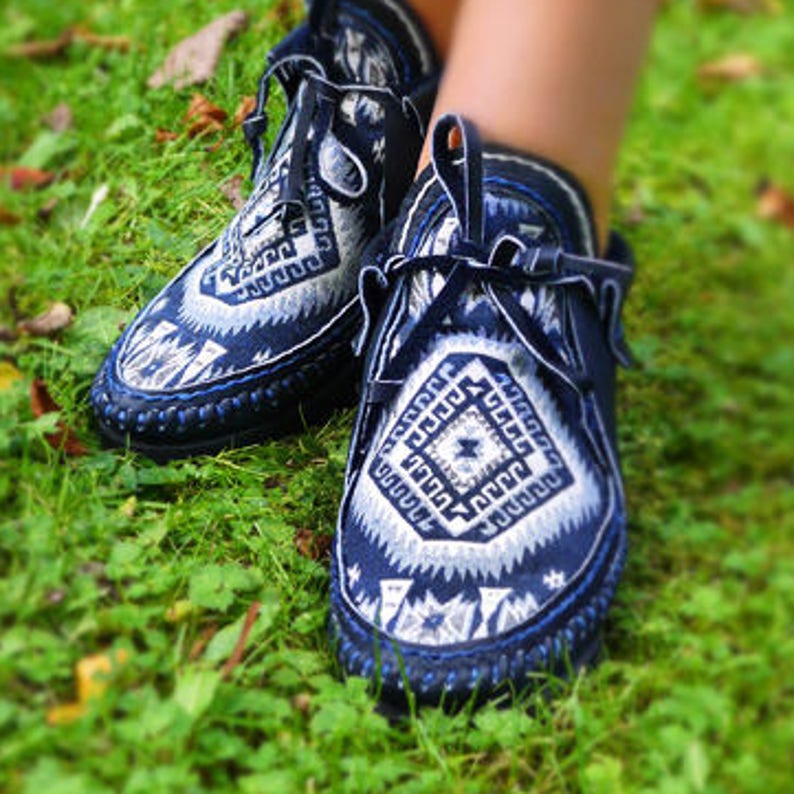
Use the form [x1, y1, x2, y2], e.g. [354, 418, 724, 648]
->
[431, 114, 484, 246]
[242, 54, 427, 234]
[357, 241, 634, 411]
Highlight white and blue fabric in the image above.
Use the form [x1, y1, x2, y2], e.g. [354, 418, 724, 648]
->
[331, 115, 635, 705]
[92, 0, 438, 459]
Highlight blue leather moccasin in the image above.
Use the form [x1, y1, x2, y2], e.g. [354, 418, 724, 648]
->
[91, 0, 438, 460]
[330, 114, 635, 706]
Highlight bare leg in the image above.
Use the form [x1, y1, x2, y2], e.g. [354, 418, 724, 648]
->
[405, 0, 462, 59]
[418, 0, 657, 252]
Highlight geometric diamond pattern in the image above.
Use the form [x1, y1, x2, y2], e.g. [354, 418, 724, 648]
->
[370, 354, 574, 542]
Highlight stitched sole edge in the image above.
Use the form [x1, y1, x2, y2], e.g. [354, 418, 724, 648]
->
[329, 522, 627, 709]
[92, 354, 361, 462]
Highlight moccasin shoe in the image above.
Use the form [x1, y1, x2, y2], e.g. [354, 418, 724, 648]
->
[91, 0, 438, 460]
[331, 114, 635, 706]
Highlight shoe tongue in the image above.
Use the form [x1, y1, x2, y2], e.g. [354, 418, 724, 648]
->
[393, 147, 596, 260]
[388, 147, 596, 344]
[253, 0, 436, 201]
[326, 0, 438, 88]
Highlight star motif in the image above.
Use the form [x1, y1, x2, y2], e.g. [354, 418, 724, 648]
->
[392, 591, 477, 646]
[347, 564, 361, 587]
[543, 569, 566, 590]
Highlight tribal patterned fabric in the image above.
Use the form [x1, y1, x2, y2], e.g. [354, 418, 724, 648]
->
[91, 0, 438, 459]
[331, 115, 635, 705]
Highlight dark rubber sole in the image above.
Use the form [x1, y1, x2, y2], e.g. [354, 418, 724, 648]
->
[330, 522, 627, 709]
[94, 355, 361, 462]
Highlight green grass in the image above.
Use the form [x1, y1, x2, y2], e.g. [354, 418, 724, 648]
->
[1, 1, 793, 792]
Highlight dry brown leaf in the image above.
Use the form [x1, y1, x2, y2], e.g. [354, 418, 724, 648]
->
[7, 25, 131, 60]
[0, 206, 21, 226]
[232, 95, 257, 127]
[221, 601, 261, 680]
[6, 29, 73, 59]
[294, 527, 333, 561]
[155, 128, 180, 143]
[220, 174, 246, 210]
[184, 94, 228, 138]
[72, 27, 131, 52]
[30, 378, 88, 457]
[44, 102, 74, 133]
[18, 302, 73, 337]
[1, 166, 57, 191]
[147, 11, 249, 90]
[186, 119, 224, 138]
[756, 180, 794, 229]
[698, 53, 763, 83]
[268, 0, 305, 28]
[188, 625, 218, 661]
[185, 94, 228, 124]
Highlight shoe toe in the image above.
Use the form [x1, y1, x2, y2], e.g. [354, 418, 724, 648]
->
[91, 228, 361, 457]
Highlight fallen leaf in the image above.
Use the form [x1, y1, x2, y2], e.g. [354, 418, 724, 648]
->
[756, 180, 794, 228]
[232, 95, 256, 127]
[76, 649, 129, 702]
[44, 102, 73, 133]
[147, 11, 249, 90]
[7, 26, 132, 60]
[221, 600, 261, 679]
[37, 197, 59, 222]
[46, 648, 129, 726]
[698, 53, 763, 83]
[188, 625, 218, 661]
[187, 117, 224, 138]
[220, 174, 246, 210]
[18, 302, 73, 337]
[29, 378, 61, 415]
[268, 0, 305, 28]
[182, 94, 227, 141]
[30, 378, 88, 456]
[155, 128, 180, 143]
[1, 166, 57, 191]
[46, 702, 86, 726]
[0, 361, 23, 391]
[0, 206, 21, 226]
[72, 26, 131, 52]
[6, 29, 73, 59]
[183, 93, 228, 138]
[294, 527, 332, 561]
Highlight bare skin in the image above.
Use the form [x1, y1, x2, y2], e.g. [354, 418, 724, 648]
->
[405, 0, 463, 60]
[409, 0, 657, 252]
